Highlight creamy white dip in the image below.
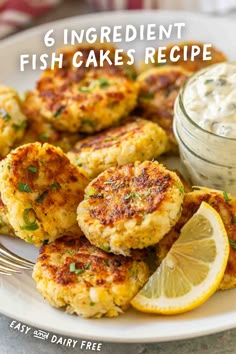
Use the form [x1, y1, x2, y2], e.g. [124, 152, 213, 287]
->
[183, 62, 236, 139]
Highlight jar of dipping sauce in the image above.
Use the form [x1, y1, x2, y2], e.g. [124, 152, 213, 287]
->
[174, 62, 236, 195]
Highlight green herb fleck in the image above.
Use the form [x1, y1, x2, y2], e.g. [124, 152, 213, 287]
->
[66, 250, 75, 256]
[18, 182, 32, 193]
[99, 78, 110, 88]
[124, 192, 142, 201]
[26, 235, 34, 243]
[53, 105, 65, 118]
[232, 215, 236, 224]
[13, 121, 27, 131]
[23, 208, 36, 225]
[69, 262, 85, 274]
[39, 133, 50, 141]
[42, 239, 49, 246]
[85, 261, 91, 270]
[50, 182, 61, 190]
[0, 108, 11, 121]
[144, 189, 151, 197]
[77, 163, 83, 167]
[125, 71, 137, 80]
[81, 118, 94, 127]
[89, 302, 95, 306]
[27, 166, 37, 173]
[229, 239, 236, 250]
[78, 86, 91, 93]
[179, 185, 184, 195]
[35, 190, 49, 203]
[104, 137, 118, 143]
[223, 191, 231, 202]
[139, 92, 154, 100]
[104, 181, 115, 185]
[103, 259, 109, 267]
[204, 79, 214, 84]
[101, 245, 111, 252]
[20, 223, 39, 231]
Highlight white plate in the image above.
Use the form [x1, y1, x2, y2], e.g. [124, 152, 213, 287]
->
[1, 10, 236, 343]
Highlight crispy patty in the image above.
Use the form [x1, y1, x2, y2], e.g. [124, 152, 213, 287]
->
[23, 43, 138, 134]
[67, 118, 168, 179]
[0, 143, 89, 246]
[77, 161, 184, 255]
[156, 187, 236, 290]
[33, 235, 150, 318]
[0, 84, 27, 159]
[141, 41, 227, 73]
[136, 66, 191, 151]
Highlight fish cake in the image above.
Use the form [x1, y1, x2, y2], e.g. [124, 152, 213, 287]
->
[33, 235, 150, 318]
[67, 118, 168, 179]
[0, 143, 89, 246]
[156, 187, 236, 290]
[136, 66, 191, 151]
[77, 161, 184, 255]
[0, 85, 27, 159]
[23, 43, 138, 134]
[141, 41, 227, 73]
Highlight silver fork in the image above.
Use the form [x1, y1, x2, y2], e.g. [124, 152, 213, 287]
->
[0, 242, 34, 275]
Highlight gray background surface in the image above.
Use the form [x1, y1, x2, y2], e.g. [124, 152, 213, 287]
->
[1, 1, 236, 353]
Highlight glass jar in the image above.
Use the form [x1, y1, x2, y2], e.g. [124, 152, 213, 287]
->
[174, 76, 236, 196]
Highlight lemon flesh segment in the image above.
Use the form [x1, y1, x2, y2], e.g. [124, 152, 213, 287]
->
[131, 201, 230, 315]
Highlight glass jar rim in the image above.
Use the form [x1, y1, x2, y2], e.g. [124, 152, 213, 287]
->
[174, 118, 236, 168]
[179, 63, 236, 143]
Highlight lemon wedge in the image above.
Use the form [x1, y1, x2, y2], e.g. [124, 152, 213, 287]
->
[131, 201, 230, 315]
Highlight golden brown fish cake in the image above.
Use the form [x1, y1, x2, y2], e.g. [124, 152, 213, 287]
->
[33, 235, 150, 318]
[23, 43, 138, 134]
[21, 93, 83, 152]
[136, 66, 191, 151]
[77, 161, 184, 255]
[141, 41, 227, 73]
[0, 85, 27, 159]
[67, 118, 168, 179]
[156, 187, 236, 290]
[0, 143, 89, 246]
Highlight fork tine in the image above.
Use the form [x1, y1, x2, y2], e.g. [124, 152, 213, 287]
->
[0, 263, 22, 273]
[0, 243, 34, 267]
[0, 256, 33, 270]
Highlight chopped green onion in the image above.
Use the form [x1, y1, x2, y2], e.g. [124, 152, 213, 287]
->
[229, 239, 236, 250]
[39, 133, 50, 141]
[99, 78, 110, 88]
[74, 269, 84, 274]
[104, 137, 118, 143]
[103, 259, 109, 267]
[179, 186, 184, 195]
[69, 262, 85, 274]
[139, 93, 154, 100]
[50, 182, 61, 190]
[0, 108, 11, 121]
[101, 245, 111, 252]
[89, 302, 95, 306]
[204, 79, 214, 84]
[66, 250, 75, 256]
[223, 191, 231, 202]
[23, 208, 36, 225]
[20, 223, 39, 231]
[42, 239, 49, 246]
[78, 86, 91, 93]
[13, 121, 27, 131]
[124, 192, 142, 201]
[27, 166, 37, 173]
[35, 190, 49, 203]
[70, 262, 76, 272]
[104, 181, 115, 185]
[144, 189, 151, 197]
[81, 118, 94, 127]
[18, 182, 32, 193]
[53, 105, 65, 118]
[26, 235, 34, 243]
[85, 261, 91, 270]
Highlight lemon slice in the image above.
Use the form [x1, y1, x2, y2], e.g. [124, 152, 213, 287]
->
[131, 201, 230, 315]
